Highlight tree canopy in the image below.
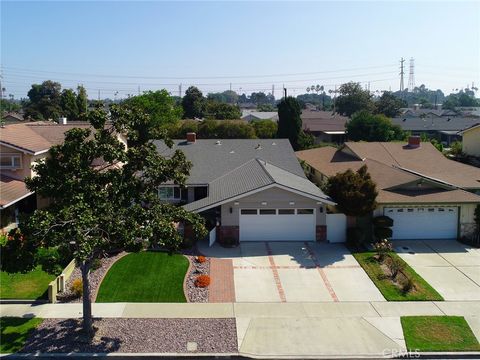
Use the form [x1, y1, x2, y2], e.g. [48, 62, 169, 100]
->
[181, 86, 205, 119]
[346, 110, 405, 142]
[335, 82, 375, 117]
[13, 103, 206, 335]
[277, 96, 303, 150]
[374, 91, 407, 117]
[442, 89, 480, 110]
[326, 165, 378, 217]
[204, 101, 241, 120]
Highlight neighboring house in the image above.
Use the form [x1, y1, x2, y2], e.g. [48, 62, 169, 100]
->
[459, 123, 480, 157]
[241, 110, 278, 122]
[155, 133, 334, 243]
[297, 137, 480, 241]
[301, 110, 349, 144]
[1, 112, 25, 124]
[0, 122, 127, 231]
[391, 116, 479, 145]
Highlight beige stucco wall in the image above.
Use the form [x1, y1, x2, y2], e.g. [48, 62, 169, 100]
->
[374, 203, 478, 238]
[220, 186, 327, 227]
[1, 145, 47, 180]
[462, 127, 480, 157]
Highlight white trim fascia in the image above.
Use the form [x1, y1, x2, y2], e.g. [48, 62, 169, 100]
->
[186, 183, 334, 213]
[0, 142, 36, 155]
[0, 192, 34, 210]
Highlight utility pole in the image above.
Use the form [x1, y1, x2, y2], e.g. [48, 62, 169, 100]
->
[98, 90, 100, 101]
[283, 85, 287, 98]
[399, 58, 405, 92]
[408, 58, 415, 91]
[333, 85, 337, 114]
[179, 83, 182, 98]
[272, 84, 275, 98]
[138, 85, 141, 95]
[229, 83, 232, 91]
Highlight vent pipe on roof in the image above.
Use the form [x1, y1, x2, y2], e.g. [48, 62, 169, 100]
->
[59, 117, 67, 125]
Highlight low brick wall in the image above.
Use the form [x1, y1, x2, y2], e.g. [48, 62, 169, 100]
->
[48, 259, 76, 303]
[316, 225, 327, 241]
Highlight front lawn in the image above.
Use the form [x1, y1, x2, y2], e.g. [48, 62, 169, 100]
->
[96, 251, 189, 302]
[0, 266, 55, 300]
[401, 316, 480, 352]
[0, 317, 43, 353]
[353, 251, 443, 301]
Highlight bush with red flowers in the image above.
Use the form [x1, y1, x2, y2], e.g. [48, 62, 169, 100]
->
[0, 228, 37, 273]
[194, 274, 211, 288]
[196, 255, 206, 263]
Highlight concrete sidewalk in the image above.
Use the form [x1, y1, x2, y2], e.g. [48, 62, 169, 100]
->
[2, 301, 479, 358]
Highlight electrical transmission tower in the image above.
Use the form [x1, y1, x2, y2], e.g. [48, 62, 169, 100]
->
[399, 58, 405, 92]
[408, 58, 415, 91]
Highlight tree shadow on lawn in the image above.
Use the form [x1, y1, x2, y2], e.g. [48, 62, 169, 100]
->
[20, 319, 121, 353]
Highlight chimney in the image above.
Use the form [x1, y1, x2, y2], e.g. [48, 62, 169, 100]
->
[408, 135, 421, 148]
[186, 132, 196, 143]
[59, 117, 67, 125]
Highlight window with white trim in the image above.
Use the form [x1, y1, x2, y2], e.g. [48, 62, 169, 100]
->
[159, 186, 182, 200]
[0, 154, 21, 169]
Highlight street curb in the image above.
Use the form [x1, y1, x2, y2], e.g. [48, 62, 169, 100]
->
[0, 300, 49, 305]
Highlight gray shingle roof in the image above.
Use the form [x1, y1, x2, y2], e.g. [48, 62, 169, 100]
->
[154, 139, 305, 184]
[184, 158, 332, 212]
[391, 116, 479, 132]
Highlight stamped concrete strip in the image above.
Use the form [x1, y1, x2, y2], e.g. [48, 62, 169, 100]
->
[302, 302, 379, 318]
[121, 303, 235, 318]
[370, 301, 444, 317]
[363, 316, 406, 349]
[434, 301, 480, 316]
[239, 317, 402, 357]
[234, 303, 308, 318]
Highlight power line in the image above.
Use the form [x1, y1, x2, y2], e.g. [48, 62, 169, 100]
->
[399, 58, 405, 92]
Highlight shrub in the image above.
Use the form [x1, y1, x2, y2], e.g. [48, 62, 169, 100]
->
[125, 239, 145, 252]
[372, 239, 393, 262]
[70, 278, 83, 298]
[346, 227, 365, 248]
[374, 227, 393, 240]
[181, 237, 195, 249]
[36, 247, 64, 276]
[372, 216, 393, 228]
[220, 236, 238, 248]
[196, 255, 206, 263]
[386, 255, 404, 280]
[399, 276, 414, 294]
[0, 228, 36, 273]
[194, 274, 211, 288]
[90, 258, 102, 272]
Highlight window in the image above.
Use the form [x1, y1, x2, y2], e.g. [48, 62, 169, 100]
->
[407, 208, 414, 212]
[297, 209, 314, 215]
[259, 209, 276, 215]
[278, 209, 295, 215]
[159, 186, 181, 200]
[428, 208, 435, 212]
[0, 154, 21, 169]
[241, 209, 257, 215]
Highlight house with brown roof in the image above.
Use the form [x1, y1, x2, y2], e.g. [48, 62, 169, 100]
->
[459, 123, 480, 157]
[296, 137, 480, 241]
[0, 122, 127, 231]
[301, 110, 349, 144]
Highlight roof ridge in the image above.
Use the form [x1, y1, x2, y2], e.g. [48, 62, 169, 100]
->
[255, 158, 276, 182]
[209, 158, 264, 185]
[379, 142, 401, 167]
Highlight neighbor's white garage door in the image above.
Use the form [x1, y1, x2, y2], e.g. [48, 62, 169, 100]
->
[239, 208, 315, 241]
[384, 206, 458, 240]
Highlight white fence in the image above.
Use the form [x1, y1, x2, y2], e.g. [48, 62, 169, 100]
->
[209, 227, 217, 247]
[48, 259, 76, 303]
[326, 213, 347, 243]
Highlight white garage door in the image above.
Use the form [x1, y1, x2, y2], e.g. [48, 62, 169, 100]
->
[384, 207, 458, 240]
[239, 208, 315, 241]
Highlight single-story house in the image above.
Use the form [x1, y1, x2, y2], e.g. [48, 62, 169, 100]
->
[0, 122, 127, 231]
[241, 110, 278, 122]
[391, 116, 479, 145]
[459, 123, 480, 157]
[155, 133, 334, 243]
[1, 112, 25, 124]
[296, 137, 480, 241]
[301, 110, 349, 144]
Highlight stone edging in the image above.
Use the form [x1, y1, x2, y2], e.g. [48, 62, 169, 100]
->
[92, 252, 129, 303]
[182, 255, 193, 303]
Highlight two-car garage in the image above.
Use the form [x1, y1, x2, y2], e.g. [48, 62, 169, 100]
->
[384, 206, 458, 240]
[239, 208, 316, 241]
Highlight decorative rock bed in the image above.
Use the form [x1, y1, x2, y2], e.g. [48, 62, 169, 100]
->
[183, 246, 211, 302]
[57, 252, 127, 303]
[21, 318, 238, 353]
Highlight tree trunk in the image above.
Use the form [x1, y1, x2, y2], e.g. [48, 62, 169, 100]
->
[80, 261, 93, 337]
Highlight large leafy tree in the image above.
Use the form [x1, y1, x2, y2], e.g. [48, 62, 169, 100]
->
[123, 90, 182, 126]
[60, 89, 79, 120]
[181, 86, 205, 119]
[335, 82, 375, 117]
[204, 101, 241, 120]
[25, 81, 63, 120]
[374, 91, 407, 117]
[346, 110, 405, 142]
[277, 96, 302, 150]
[19, 104, 206, 336]
[76, 85, 88, 115]
[251, 119, 277, 138]
[326, 165, 378, 216]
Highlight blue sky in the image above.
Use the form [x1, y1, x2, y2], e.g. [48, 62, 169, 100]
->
[1, 1, 479, 99]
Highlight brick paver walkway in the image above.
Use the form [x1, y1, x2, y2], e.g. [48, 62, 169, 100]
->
[209, 258, 236, 302]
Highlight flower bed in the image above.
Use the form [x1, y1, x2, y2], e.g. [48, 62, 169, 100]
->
[184, 253, 210, 303]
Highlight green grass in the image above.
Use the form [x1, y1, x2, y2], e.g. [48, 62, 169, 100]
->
[401, 316, 480, 352]
[96, 251, 189, 302]
[0, 317, 43, 353]
[0, 266, 55, 300]
[352, 251, 443, 301]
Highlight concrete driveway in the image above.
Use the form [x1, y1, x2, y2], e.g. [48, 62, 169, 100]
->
[199, 241, 385, 303]
[393, 240, 480, 301]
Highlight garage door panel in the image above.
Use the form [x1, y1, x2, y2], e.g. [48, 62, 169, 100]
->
[239, 209, 315, 241]
[385, 207, 458, 240]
